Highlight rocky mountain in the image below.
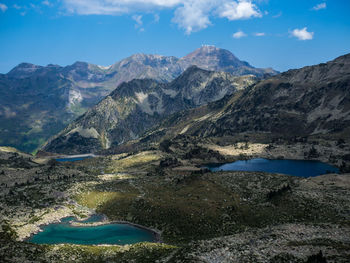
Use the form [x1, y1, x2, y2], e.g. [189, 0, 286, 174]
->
[0, 64, 109, 153]
[178, 45, 276, 77]
[136, 53, 350, 145]
[0, 46, 276, 153]
[42, 67, 257, 154]
[195, 53, 350, 138]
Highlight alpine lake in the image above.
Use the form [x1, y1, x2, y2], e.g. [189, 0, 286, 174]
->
[29, 156, 158, 246]
[28, 216, 158, 245]
[206, 158, 339, 177]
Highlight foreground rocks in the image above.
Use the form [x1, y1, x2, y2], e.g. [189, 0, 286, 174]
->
[169, 224, 350, 262]
[0, 145, 350, 262]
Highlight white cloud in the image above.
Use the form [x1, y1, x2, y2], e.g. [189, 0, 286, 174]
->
[291, 27, 314, 40]
[218, 0, 261, 20]
[42, 1, 51, 6]
[13, 4, 21, 10]
[132, 14, 144, 31]
[132, 14, 143, 26]
[62, 0, 263, 34]
[254, 32, 265, 36]
[233, 30, 247, 38]
[154, 13, 160, 23]
[0, 3, 8, 12]
[172, 1, 214, 34]
[272, 11, 282, 18]
[312, 3, 326, 11]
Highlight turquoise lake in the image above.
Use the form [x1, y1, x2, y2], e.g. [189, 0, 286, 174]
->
[28, 217, 157, 245]
[207, 158, 339, 177]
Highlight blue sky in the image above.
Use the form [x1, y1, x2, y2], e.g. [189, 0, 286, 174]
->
[0, 0, 350, 73]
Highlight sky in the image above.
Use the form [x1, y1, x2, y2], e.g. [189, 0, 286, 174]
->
[0, 0, 350, 73]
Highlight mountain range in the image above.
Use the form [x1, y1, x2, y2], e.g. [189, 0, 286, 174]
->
[42, 66, 257, 154]
[0, 46, 275, 153]
[45, 52, 350, 155]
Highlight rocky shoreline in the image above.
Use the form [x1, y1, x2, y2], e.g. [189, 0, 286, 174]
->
[203, 141, 349, 168]
[17, 206, 93, 241]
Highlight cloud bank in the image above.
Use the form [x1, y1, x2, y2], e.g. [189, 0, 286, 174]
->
[62, 0, 262, 34]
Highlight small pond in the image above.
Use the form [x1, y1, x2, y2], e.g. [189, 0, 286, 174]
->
[28, 216, 157, 245]
[206, 158, 339, 177]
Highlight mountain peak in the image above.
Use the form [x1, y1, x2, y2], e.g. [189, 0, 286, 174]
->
[183, 46, 238, 60]
[70, 61, 90, 68]
[7, 63, 43, 77]
[179, 46, 253, 73]
[198, 45, 220, 52]
[179, 46, 278, 77]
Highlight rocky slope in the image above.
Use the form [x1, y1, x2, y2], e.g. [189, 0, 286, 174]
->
[136, 53, 350, 145]
[0, 63, 112, 153]
[195, 53, 350, 138]
[42, 67, 257, 154]
[0, 46, 275, 153]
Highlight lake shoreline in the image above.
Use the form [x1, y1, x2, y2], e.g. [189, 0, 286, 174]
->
[205, 158, 340, 178]
[24, 214, 162, 245]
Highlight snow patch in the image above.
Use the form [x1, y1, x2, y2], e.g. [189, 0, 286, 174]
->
[97, 65, 111, 70]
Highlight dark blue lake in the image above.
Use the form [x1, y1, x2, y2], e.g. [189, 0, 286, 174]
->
[28, 217, 157, 245]
[207, 158, 339, 177]
[55, 156, 92, 162]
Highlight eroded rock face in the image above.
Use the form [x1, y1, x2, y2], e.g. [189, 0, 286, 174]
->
[43, 67, 257, 154]
[1, 46, 273, 153]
